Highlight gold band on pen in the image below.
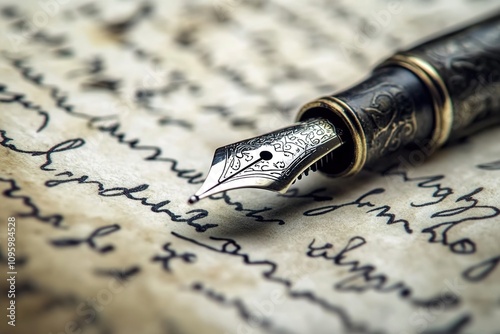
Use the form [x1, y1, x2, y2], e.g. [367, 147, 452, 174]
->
[297, 97, 367, 177]
[379, 53, 454, 149]
[298, 53, 454, 177]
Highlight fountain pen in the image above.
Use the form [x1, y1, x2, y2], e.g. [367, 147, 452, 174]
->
[189, 12, 500, 204]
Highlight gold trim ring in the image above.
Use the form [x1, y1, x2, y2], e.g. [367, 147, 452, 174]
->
[379, 53, 453, 149]
[297, 97, 367, 176]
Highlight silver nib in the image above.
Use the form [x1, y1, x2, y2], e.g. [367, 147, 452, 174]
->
[188, 118, 343, 203]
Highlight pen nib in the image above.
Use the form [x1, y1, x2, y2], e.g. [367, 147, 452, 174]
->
[188, 118, 343, 203]
[188, 195, 199, 204]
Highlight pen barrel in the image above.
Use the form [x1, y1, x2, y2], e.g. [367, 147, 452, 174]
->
[297, 12, 500, 177]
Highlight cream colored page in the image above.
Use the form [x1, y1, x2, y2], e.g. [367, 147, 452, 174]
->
[1, 1, 500, 334]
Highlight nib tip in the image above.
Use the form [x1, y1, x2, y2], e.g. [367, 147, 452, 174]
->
[188, 195, 199, 204]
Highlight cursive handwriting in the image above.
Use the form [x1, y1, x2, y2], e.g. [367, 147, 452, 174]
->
[304, 188, 412, 233]
[152, 242, 197, 272]
[462, 255, 500, 282]
[0, 176, 64, 227]
[307, 237, 460, 308]
[173, 231, 374, 333]
[51, 224, 121, 253]
[0, 130, 215, 232]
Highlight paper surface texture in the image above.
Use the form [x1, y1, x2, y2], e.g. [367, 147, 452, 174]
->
[1, 1, 500, 333]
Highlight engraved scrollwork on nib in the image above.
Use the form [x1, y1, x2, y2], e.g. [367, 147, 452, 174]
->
[189, 118, 343, 202]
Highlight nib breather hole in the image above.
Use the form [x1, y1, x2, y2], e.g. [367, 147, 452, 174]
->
[260, 150, 273, 160]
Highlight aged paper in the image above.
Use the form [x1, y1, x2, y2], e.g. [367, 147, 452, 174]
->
[1, 0, 500, 333]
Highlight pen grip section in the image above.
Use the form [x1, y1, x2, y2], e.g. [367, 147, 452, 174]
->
[297, 66, 434, 176]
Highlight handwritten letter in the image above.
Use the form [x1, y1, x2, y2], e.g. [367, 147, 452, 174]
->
[1, 1, 499, 333]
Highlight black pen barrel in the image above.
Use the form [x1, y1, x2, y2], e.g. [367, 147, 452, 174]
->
[297, 11, 500, 177]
